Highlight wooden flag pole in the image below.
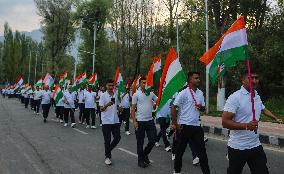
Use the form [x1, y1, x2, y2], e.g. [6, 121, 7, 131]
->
[246, 59, 257, 133]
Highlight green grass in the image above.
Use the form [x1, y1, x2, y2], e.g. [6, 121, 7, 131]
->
[207, 97, 284, 123]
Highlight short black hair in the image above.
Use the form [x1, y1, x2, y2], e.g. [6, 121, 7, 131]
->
[106, 79, 114, 84]
[140, 76, 146, 81]
[241, 70, 258, 78]
[187, 71, 200, 80]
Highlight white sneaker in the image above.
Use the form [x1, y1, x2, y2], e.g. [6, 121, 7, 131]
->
[173, 172, 181, 174]
[64, 123, 68, 127]
[60, 119, 64, 123]
[123, 121, 126, 124]
[34, 111, 36, 114]
[155, 142, 160, 147]
[172, 154, 175, 161]
[192, 157, 200, 165]
[100, 124, 102, 127]
[86, 125, 90, 129]
[37, 113, 39, 115]
[105, 158, 112, 165]
[71, 123, 76, 128]
[165, 146, 171, 152]
[125, 131, 131, 135]
[91, 126, 97, 129]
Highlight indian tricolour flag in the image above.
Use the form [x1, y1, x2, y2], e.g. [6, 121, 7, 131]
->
[59, 71, 68, 86]
[114, 67, 125, 102]
[88, 73, 98, 88]
[145, 61, 155, 96]
[70, 72, 87, 92]
[43, 73, 54, 87]
[199, 16, 248, 84]
[14, 76, 24, 93]
[131, 75, 141, 95]
[153, 55, 162, 86]
[53, 84, 63, 104]
[23, 84, 32, 94]
[156, 48, 187, 113]
[35, 78, 43, 88]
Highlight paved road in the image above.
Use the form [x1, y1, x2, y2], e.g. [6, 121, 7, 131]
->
[0, 97, 284, 174]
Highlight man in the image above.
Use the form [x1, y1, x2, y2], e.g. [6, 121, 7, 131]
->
[63, 85, 76, 128]
[55, 86, 64, 123]
[84, 85, 97, 129]
[222, 71, 283, 174]
[23, 88, 30, 108]
[78, 87, 85, 123]
[119, 87, 131, 135]
[172, 72, 210, 174]
[131, 77, 158, 168]
[99, 80, 121, 165]
[34, 86, 42, 115]
[41, 86, 52, 123]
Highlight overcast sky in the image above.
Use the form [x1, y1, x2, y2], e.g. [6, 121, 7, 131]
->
[0, 0, 41, 35]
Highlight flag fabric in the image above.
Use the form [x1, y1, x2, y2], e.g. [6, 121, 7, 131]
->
[145, 61, 155, 96]
[88, 73, 99, 88]
[153, 55, 162, 85]
[13, 76, 24, 93]
[199, 16, 248, 83]
[59, 71, 68, 86]
[70, 72, 87, 92]
[23, 84, 32, 94]
[35, 79, 43, 88]
[43, 73, 54, 87]
[53, 84, 63, 104]
[131, 75, 141, 95]
[156, 48, 187, 113]
[114, 67, 125, 102]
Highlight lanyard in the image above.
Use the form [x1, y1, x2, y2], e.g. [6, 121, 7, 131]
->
[188, 85, 198, 107]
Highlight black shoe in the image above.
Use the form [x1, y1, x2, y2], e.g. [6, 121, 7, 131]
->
[44, 119, 46, 123]
[138, 161, 148, 168]
[144, 156, 150, 165]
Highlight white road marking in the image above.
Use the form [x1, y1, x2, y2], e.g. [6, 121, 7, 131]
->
[118, 148, 154, 163]
[73, 128, 88, 135]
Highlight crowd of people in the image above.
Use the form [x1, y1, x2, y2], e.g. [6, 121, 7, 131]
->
[1, 71, 283, 174]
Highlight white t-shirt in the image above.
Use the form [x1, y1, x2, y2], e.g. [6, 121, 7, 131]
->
[34, 90, 43, 100]
[78, 90, 85, 103]
[223, 86, 265, 150]
[63, 90, 76, 108]
[41, 90, 52, 104]
[120, 93, 130, 108]
[173, 87, 205, 126]
[84, 90, 97, 109]
[99, 91, 120, 124]
[132, 90, 157, 121]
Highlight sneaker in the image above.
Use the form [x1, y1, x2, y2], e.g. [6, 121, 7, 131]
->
[91, 126, 97, 129]
[172, 154, 175, 161]
[165, 146, 172, 152]
[78, 121, 82, 124]
[86, 125, 90, 129]
[71, 123, 76, 128]
[37, 113, 39, 115]
[105, 158, 112, 165]
[34, 111, 36, 114]
[173, 172, 181, 174]
[125, 131, 131, 135]
[144, 156, 150, 165]
[60, 119, 64, 123]
[123, 121, 126, 124]
[64, 123, 68, 127]
[43, 118, 47, 123]
[204, 137, 208, 143]
[192, 157, 200, 165]
[100, 124, 102, 127]
[226, 154, 229, 161]
[138, 161, 148, 168]
[155, 142, 160, 147]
